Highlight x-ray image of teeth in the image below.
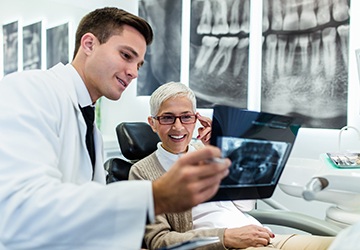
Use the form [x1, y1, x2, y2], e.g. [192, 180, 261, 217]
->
[220, 139, 287, 186]
[3, 21, 18, 76]
[189, 0, 250, 108]
[23, 21, 42, 70]
[137, 0, 182, 96]
[261, 0, 350, 129]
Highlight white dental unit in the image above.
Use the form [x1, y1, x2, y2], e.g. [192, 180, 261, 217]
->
[279, 126, 360, 229]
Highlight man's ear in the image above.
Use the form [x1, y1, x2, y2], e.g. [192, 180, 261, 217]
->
[81, 33, 97, 55]
[148, 116, 157, 133]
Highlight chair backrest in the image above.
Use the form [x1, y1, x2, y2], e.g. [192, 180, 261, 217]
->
[105, 122, 160, 182]
[116, 122, 160, 161]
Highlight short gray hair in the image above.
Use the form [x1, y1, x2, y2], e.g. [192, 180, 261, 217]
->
[149, 81, 196, 116]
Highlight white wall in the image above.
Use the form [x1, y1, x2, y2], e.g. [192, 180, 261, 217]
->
[0, 0, 138, 72]
[1, 0, 360, 229]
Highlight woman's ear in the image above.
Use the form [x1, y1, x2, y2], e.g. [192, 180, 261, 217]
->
[148, 116, 157, 133]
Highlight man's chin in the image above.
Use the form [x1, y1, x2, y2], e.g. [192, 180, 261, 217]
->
[107, 92, 122, 101]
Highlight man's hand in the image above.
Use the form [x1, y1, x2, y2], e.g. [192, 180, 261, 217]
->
[196, 113, 212, 145]
[152, 146, 230, 215]
[224, 225, 275, 249]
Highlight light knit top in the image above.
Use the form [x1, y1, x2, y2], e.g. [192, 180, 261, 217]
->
[129, 142, 262, 250]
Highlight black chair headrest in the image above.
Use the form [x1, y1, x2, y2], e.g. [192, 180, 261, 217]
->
[116, 122, 160, 161]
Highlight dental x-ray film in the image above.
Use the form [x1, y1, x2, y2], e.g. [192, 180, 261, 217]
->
[209, 105, 302, 201]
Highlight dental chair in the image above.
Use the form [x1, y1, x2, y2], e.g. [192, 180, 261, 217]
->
[104, 122, 160, 182]
[104, 122, 342, 237]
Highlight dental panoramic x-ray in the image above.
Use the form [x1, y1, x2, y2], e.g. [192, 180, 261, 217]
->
[137, 0, 182, 96]
[2, 21, 18, 75]
[220, 138, 288, 186]
[46, 23, 69, 69]
[190, 0, 250, 109]
[23, 21, 41, 70]
[189, 0, 350, 129]
[209, 105, 302, 201]
[261, 0, 350, 129]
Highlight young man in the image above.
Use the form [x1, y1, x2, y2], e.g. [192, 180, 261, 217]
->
[0, 8, 230, 249]
[129, 81, 334, 250]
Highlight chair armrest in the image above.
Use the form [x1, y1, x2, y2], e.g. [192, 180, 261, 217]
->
[104, 158, 133, 183]
[248, 210, 342, 236]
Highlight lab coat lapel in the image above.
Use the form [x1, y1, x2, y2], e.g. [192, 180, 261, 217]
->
[51, 63, 97, 181]
[93, 127, 106, 184]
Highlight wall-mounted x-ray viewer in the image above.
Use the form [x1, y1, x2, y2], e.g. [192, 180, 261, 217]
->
[209, 105, 302, 201]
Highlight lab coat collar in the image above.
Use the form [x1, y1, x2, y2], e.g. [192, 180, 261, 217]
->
[66, 64, 93, 108]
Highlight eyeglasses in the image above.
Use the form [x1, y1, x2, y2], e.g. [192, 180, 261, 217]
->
[152, 114, 197, 125]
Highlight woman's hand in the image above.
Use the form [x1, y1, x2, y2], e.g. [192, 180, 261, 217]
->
[224, 225, 275, 249]
[196, 112, 212, 145]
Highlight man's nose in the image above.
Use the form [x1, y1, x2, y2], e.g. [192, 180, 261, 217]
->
[126, 64, 138, 80]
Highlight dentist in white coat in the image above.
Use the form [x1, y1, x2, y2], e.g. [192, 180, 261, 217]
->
[0, 7, 230, 250]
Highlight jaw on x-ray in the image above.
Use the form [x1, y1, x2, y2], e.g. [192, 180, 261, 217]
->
[220, 138, 288, 186]
[210, 105, 302, 195]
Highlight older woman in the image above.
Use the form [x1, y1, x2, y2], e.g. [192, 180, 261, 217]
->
[129, 81, 334, 250]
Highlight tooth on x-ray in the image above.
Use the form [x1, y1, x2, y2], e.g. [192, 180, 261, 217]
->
[316, 0, 331, 25]
[337, 25, 349, 67]
[322, 27, 337, 79]
[285, 36, 299, 75]
[332, 0, 350, 22]
[229, 0, 241, 34]
[309, 31, 321, 75]
[194, 36, 219, 70]
[283, 0, 300, 31]
[298, 34, 310, 70]
[239, 0, 250, 34]
[262, 0, 270, 32]
[299, 2, 317, 30]
[211, 0, 229, 35]
[265, 34, 278, 81]
[233, 37, 249, 77]
[208, 37, 239, 75]
[197, 0, 212, 35]
[271, 0, 283, 30]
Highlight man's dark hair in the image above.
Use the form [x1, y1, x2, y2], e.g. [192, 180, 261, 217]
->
[73, 7, 153, 59]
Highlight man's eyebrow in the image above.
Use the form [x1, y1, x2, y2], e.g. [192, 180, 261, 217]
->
[122, 45, 140, 59]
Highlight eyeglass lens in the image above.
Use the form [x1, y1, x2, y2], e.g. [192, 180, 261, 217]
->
[158, 115, 196, 124]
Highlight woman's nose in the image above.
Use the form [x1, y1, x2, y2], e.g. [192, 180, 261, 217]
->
[172, 117, 184, 129]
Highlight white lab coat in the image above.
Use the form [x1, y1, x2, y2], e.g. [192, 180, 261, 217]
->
[0, 63, 152, 249]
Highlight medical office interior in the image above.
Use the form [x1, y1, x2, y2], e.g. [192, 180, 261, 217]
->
[1, 0, 360, 236]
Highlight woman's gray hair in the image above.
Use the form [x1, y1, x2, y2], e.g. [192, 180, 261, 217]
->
[149, 81, 196, 116]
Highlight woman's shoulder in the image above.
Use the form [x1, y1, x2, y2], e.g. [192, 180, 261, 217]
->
[130, 152, 163, 181]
